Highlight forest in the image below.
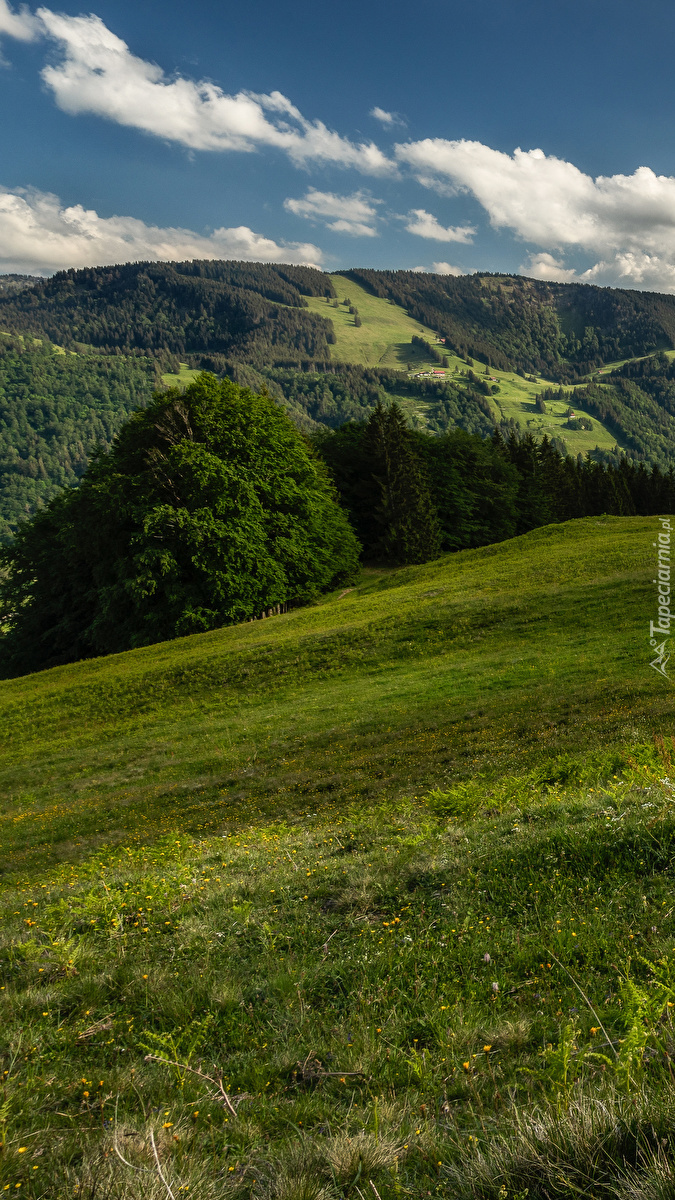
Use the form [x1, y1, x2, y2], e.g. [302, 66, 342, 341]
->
[315, 403, 675, 564]
[2, 372, 672, 675]
[0, 261, 337, 368]
[0, 345, 498, 537]
[0, 336, 159, 540]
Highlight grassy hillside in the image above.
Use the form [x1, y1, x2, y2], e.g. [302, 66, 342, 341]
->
[305, 277, 624, 455]
[2, 517, 675, 1196]
[0, 516, 659, 870]
[304, 275, 440, 368]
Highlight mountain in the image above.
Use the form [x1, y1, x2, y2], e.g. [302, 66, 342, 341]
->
[0, 260, 337, 367]
[6, 261, 675, 380]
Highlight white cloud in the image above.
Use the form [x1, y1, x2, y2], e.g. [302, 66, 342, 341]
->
[411, 262, 464, 275]
[432, 261, 464, 275]
[396, 136, 675, 291]
[19, 8, 392, 174]
[0, 0, 40, 41]
[284, 188, 379, 236]
[405, 208, 475, 243]
[0, 185, 323, 274]
[370, 106, 404, 127]
[522, 252, 578, 282]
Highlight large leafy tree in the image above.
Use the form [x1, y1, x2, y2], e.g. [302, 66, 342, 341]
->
[0, 373, 360, 676]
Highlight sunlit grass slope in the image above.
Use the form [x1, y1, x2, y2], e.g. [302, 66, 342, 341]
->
[304, 274, 440, 368]
[304, 277, 622, 454]
[0, 515, 664, 877]
[2, 515, 675, 1198]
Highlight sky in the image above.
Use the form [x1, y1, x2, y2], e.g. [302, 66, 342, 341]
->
[4, 0, 675, 288]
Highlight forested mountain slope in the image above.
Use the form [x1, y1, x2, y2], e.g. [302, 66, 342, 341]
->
[0, 260, 337, 367]
[343, 269, 675, 380]
[5, 261, 675, 381]
[0, 335, 159, 539]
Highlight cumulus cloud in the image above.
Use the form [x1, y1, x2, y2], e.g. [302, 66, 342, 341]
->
[523, 252, 578, 282]
[405, 208, 475, 243]
[412, 261, 464, 275]
[0, 186, 323, 274]
[16, 8, 391, 173]
[396, 136, 675, 290]
[0, 0, 39, 41]
[284, 188, 380, 236]
[370, 106, 405, 127]
[432, 261, 464, 275]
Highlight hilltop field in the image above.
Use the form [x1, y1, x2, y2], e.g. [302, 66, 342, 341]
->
[2, 516, 675, 1198]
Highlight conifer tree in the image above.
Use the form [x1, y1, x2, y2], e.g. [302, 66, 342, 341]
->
[365, 402, 441, 565]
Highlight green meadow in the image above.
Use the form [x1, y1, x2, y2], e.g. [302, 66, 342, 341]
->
[304, 275, 440, 369]
[304, 278, 623, 454]
[2, 516, 675, 1197]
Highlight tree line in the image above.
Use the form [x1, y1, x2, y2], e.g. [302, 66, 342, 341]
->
[314, 403, 675, 564]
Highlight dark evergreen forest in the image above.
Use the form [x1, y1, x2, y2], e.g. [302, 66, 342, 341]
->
[0, 261, 337, 368]
[315, 406, 675, 564]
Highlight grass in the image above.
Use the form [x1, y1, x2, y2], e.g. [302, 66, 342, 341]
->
[304, 275, 440, 369]
[162, 363, 204, 388]
[1, 516, 674, 1197]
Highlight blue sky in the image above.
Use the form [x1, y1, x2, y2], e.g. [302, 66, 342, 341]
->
[3, 0, 675, 288]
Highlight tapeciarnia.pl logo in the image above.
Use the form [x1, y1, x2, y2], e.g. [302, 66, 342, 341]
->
[650, 517, 673, 679]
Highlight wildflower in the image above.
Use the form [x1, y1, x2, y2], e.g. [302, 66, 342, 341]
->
[17, 1148, 27, 1154]
[491, 982, 499, 993]
[483, 953, 491, 964]
[483, 1044, 492, 1052]
[462, 1061, 470, 1071]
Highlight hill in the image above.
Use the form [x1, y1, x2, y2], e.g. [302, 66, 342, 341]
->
[344, 269, 675, 380]
[0, 260, 337, 368]
[1, 517, 674, 1196]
